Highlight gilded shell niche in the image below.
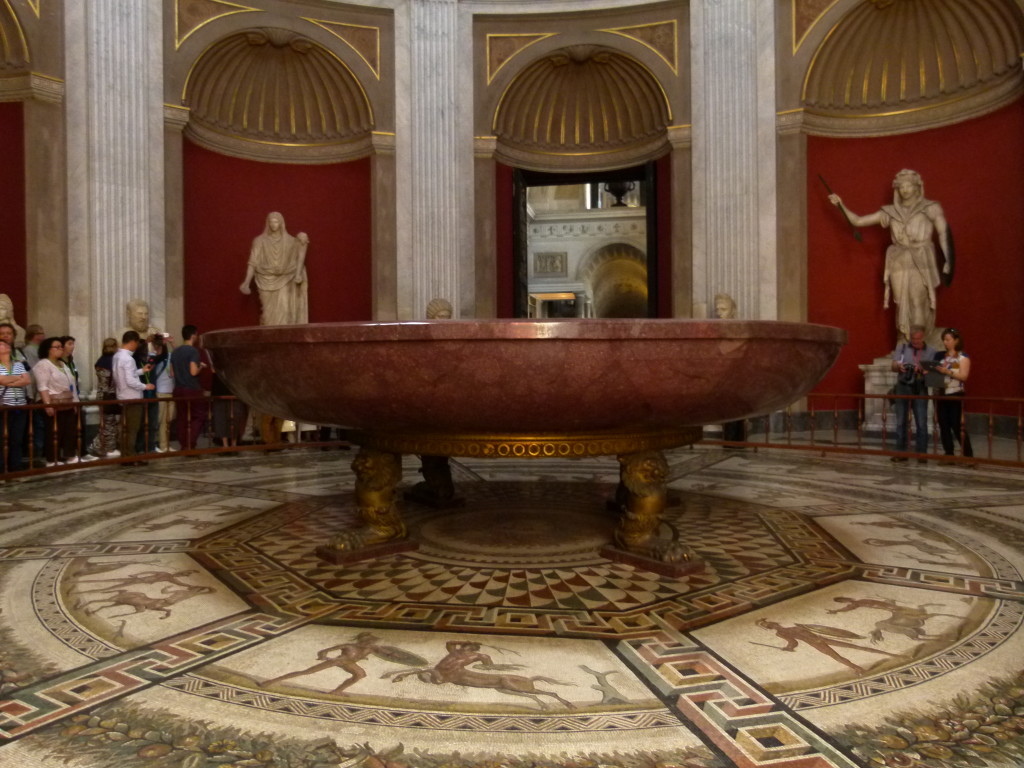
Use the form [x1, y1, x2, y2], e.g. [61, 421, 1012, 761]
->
[804, 0, 1024, 114]
[494, 46, 670, 153]
[184, 28, 373, 145]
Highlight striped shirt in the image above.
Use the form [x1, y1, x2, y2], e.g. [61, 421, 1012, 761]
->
[0, 360, 29, 406]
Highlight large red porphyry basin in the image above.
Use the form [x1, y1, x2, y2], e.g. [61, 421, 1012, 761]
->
[203, 319, 846, 435]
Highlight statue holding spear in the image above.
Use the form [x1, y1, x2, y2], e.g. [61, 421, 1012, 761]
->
[823, 169, 954, 344]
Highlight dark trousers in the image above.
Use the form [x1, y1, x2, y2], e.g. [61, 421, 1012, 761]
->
[937, 393, 973, 457]
[893, 385, 929, 453]
[45, 407, 78, 463]
[1, 408, 27, 471]
[174, 387, 208, 449]
[120, 403, 144, 458]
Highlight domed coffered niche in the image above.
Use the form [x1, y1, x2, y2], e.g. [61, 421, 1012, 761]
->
[181, 28, 375, 162]
[801, 0, 1024, 136]
[491, 45, 673, 172]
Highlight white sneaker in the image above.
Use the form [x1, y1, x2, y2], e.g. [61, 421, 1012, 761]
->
[80, 454, 99, 462]
[45, 461, 63, 468]
[105, 449, 121, 458]
[64, 456, 80, 465]
[154, 447, 166, 453]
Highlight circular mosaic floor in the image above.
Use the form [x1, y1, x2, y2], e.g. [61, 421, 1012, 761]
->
[1, 448, 1023, 768]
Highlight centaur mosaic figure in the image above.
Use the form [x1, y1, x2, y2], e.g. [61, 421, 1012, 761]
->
[387, 640, 577, 710]
[827, 169, 953, 344]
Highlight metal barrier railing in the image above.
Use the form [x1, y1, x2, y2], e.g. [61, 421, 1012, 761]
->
[0, 395, 350, 479]
[703, 393, 1024, 469]
[1, 392, 1021, 479]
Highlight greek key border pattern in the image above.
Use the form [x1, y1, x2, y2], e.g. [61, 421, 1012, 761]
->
[164, 675, 683, 733]
[620, 634, 860, 768]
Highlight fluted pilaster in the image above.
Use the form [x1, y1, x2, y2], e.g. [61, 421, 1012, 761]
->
[65, 0, 164, 358]
[402, 0, 468, 319]
[690, 0, 776, 319]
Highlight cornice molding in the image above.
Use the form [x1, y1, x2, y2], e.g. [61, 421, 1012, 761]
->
[0, 71, 63, 103]
[803, 76, 1024, 138]
[184, 121, 374, 164]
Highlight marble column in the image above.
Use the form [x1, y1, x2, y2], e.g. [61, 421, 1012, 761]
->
[396, 0, 472, 319]
[689, 0, 777, 320]
[64, 0, 164, 376]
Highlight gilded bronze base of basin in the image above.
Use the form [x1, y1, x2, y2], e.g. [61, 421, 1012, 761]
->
[316, 427, 705, 568]
[353, 428, 704, 460]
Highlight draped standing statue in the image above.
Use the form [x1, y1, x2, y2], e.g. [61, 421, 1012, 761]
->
[239, 212, 309, 326]
[829, 169, 952, 344]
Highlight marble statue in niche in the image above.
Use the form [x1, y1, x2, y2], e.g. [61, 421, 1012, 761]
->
[239, 212, 309, 326]
[829, 169, 952, 344]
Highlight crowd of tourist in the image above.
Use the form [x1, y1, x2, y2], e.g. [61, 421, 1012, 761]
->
[0, 318, 262, 472]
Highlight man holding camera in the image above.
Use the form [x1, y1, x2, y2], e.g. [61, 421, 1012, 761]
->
[890, 326, 938, 462]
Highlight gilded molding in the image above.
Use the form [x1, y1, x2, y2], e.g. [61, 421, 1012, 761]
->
[184, 120, 374, 163]
[598, 20, 678, 74]
[486, 33, 555, 84]
[25, 0, 39, 18]
[1, 0, 29, 66]
[163, 103, 191, 130]
[803, 77, 1024, 137]
[175, 0, 261, 50]
[493, 132, 669, 173]
[473, 135, 497, 158]
[351, 428, 704, 460]
[302, 18, 380, 80]
[371, 130, 395, 154]
[791, 0, 838, 54]
[665, 123, 691, 148]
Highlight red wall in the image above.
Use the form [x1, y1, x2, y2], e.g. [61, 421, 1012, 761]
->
[0, 102, 26, 322]
[183, 140, 372, 334]
[808, 99, 1024, 400]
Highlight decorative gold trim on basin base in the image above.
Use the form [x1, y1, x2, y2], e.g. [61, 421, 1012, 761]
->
[350, 428, 704, 459]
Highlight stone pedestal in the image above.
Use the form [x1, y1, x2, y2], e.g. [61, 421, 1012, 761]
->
[859, 355, 896, 432]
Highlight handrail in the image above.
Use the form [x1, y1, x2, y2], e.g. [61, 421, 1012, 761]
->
[1, 391, 1021, 478]
[704, 392, 1024, 468]
[0, 394, 350, 479]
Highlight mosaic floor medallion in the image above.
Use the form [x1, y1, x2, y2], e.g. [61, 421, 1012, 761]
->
[2, 448, 1024, 768]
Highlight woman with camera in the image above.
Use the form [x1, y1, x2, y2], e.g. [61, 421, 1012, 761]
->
[934, 327, 973, 462]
